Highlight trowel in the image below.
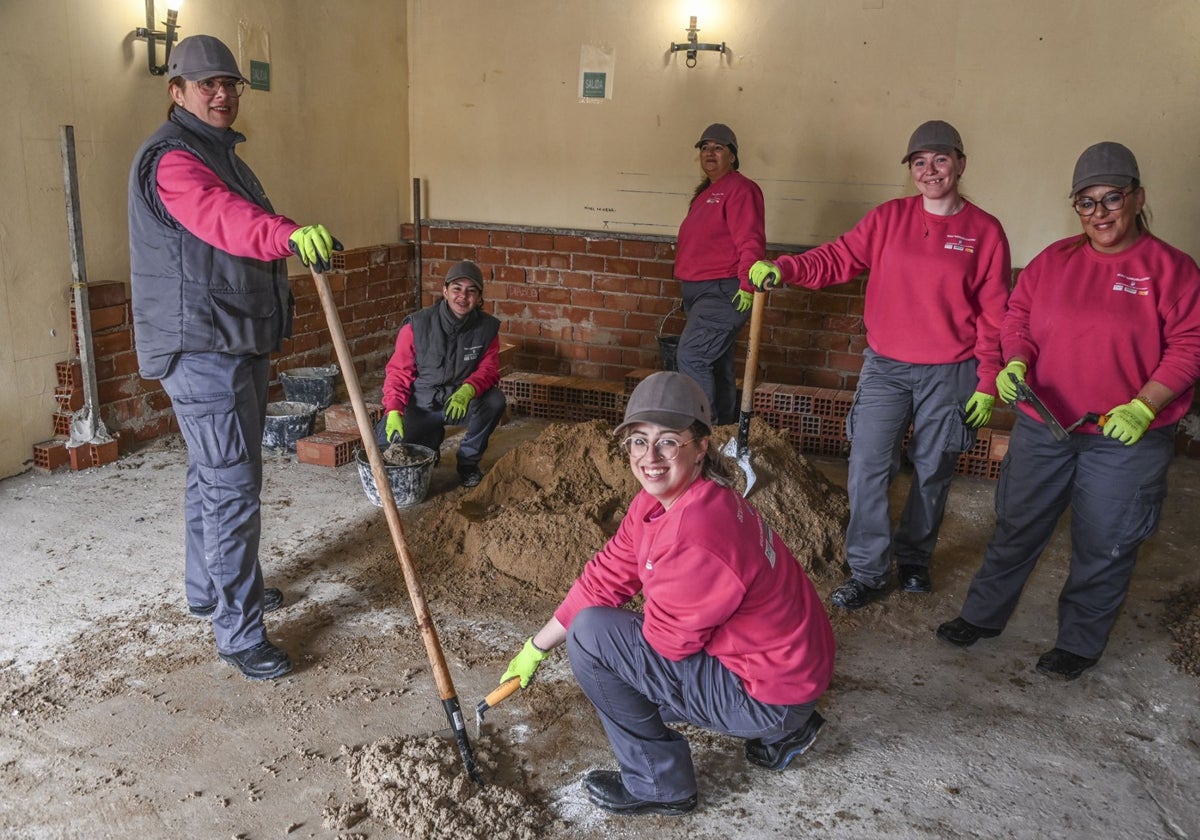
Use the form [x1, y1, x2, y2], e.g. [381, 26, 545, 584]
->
[475, 677, 521, 735]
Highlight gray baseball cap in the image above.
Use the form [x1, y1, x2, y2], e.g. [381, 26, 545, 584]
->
[614, 372, 713, 437]
[168, 35, 248, 82]
[1070, 142, 1139, 195]
[901, 120, 964, 163]
[445, 260, 484, 292]
[695, 123, 738, 155]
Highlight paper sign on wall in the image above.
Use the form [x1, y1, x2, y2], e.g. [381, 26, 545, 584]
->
[579, 45, 614, 102]
[238, 23, 271, 93]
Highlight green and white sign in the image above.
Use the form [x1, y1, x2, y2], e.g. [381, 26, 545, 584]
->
[250, 60, 270, 91]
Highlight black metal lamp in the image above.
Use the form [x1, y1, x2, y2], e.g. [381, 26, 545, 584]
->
[670, 16, 726, 68]
[135, 0, 183, 76]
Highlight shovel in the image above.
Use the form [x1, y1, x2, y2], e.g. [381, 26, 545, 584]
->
[309, 265, 483, 785]
[721, 289, 765, 497]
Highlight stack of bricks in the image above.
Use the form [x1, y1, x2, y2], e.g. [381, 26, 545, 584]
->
[501, 370, 1013, 481]
[295, 401, 384, 468]
[500, 371, 628, 425]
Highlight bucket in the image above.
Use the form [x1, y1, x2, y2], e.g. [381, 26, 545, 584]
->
[280, 365, 339, 409]
[356, 444, 437, 508]
[657, 305, 683, 371]
[262, 401, 319, 452]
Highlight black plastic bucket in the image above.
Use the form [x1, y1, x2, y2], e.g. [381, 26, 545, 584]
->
[356, 445, 437, 508]
[280, 365, 339, 409]
[657, 305, 683, 371]
[262, 401, 319, 452]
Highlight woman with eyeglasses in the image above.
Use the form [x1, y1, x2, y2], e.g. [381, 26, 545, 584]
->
[496, 372, 834, 816]
[937, 142, 1200, 680]
[128, 35, 341, 682]
[672, 123, 765, 426]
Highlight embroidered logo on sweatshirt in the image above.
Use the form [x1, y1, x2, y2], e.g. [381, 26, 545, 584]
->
[943, 234, 976, 254]
[706, 191, 726, 205]
[1112, 273, 1150, 296]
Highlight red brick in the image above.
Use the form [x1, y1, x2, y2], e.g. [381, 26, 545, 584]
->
[69, 444, 93, 471]
[57, 360, 82, 388]
[55, 385, 83, 411]
[90, 438, 120, 466]
[296, 431, 360, 467]
[32, 439, 69, 471]
[85, 281, 128, 309]
[585, 239, 621, 256]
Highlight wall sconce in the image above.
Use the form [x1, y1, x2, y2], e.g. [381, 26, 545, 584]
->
[135, 0, 183, 76]
[670, 16, 726, 68]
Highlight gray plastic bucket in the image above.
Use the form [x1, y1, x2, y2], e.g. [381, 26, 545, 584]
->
[356, 445, 437, 508]
[262, 401, 319, 452]
[657, 305, 682, 371]
[280, 365, 339, 408]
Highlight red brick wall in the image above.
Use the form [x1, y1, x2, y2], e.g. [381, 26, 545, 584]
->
[402, 220, 866, 390]
[47, 244, 415, 452]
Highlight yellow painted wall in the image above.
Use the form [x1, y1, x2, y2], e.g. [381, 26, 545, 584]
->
[0, 0, 407, 478]
[409, 0, 1200, 264]
[4, 0, 1200, 477]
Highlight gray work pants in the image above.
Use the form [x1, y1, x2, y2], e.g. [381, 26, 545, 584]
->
[567, 606, 816, 802]
[960, 413, 1173, 658]
[160, 351, 271, 655]
[844, 350, 977, 588]
[677, 277, 751, 426]
[373, 386, 507, 469]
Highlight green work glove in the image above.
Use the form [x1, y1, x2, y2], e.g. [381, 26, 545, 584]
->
[444, 383, 476, 422]
[732, 289, 754, 312]
[964, 392, 995, 429]
[1102, 398, 1155, 446]
[996, 360, 1028, 404]
[749, 260, 781, 290]
[288, 224, 344, 274]
[501, 637, 549, 688]
[385, 410, 404, 442]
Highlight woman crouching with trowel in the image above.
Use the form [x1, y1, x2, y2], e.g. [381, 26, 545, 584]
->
[497, 371, 835, 815]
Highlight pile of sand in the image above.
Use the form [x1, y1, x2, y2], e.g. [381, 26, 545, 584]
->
[331, 734, 561, 839]
[1162, 581, 1200, 676]
[409, 418, 849, 614]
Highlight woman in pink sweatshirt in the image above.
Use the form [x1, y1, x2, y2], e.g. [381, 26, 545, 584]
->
[496, 372, 834, 816]
[938, 142, 1200, 680]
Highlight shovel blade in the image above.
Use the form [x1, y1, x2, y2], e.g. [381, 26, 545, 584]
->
[721, 436, 757, 498]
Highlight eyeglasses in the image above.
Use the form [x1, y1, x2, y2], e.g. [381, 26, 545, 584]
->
[698, 143, 729, 153]
[195, 77, 246, 98]
[621, 435, 695, 461]
[1072, 189, 1131, 217]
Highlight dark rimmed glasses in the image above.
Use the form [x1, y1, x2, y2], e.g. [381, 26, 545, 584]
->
[621, 435, 695, 461]
[1072, 189, 1131, 217]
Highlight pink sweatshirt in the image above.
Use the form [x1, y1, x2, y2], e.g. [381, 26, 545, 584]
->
[156, 149, 298, 260]
[772, 195, 1011, 394]
[555, 478, 835, 706]
[674, 171, 766, 293]
[1004, 233, 1200, 431]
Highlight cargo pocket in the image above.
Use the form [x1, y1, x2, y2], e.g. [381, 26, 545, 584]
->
[171, 392, 249, 469]
[1114, 477, 1169, 547]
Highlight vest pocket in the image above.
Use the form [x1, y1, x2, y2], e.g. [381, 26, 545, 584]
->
[211, 289, 277, 319]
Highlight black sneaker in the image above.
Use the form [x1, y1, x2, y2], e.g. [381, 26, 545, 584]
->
[830, 578, 887, 611]
[1036, 648, 1098, 681]
[582, 770, 696, 816]
[936, 616, 1001, 648]
[190, 586, 284, 618]
[218, 640, 292, 681]
[746, 711, 825, 770]
[458, 467, 483, 487]
[898, 564, 932, 593]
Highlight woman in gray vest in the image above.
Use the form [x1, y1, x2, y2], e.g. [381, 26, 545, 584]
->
[376, 260, 507, 487]
[128, 35, 340, 681]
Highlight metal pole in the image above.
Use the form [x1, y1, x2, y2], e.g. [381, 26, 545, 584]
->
[60, 125, 111, 446]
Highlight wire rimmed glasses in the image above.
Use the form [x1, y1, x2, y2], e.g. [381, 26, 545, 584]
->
[621, 435, 695, 461]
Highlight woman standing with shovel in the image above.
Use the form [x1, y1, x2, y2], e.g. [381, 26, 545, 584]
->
[496, 372, 834, 815]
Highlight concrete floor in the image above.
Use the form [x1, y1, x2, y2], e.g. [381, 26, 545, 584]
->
[1, 419, 1198, 839]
